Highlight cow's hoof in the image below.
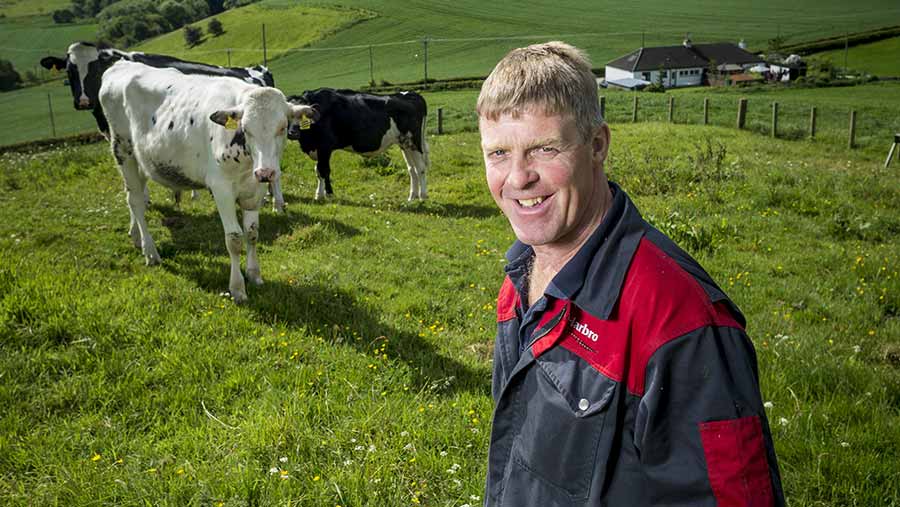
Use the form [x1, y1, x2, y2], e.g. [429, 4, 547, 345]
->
[273, 203, 285, 214]
[231, 291, 248, 304]
[145, 253, 161, 266]
[247, 270, 264, 286]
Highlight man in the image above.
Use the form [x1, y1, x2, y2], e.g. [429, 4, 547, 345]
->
[477, 41, 785, 506]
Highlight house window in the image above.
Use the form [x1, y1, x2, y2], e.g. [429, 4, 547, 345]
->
[642, 72, 651, 81]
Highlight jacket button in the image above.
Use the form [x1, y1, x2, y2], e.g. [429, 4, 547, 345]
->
[578, 398, 589, 411]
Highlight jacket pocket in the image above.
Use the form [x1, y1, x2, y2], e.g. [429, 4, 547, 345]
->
[509, 348, 617, 500]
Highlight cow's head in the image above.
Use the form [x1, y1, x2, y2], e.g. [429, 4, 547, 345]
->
[40, 42, 114, 110]
[286, 91, 328, 140]
[210, 88, 317, 184]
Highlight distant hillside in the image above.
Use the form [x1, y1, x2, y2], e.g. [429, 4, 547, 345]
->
[0, 0, 70, 18]
[131, 1, 374, 69]
[0, 16, 97, 75]
[812, 36, 900, 77]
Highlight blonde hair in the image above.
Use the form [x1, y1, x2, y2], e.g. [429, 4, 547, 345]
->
[477, 41, 603, 141]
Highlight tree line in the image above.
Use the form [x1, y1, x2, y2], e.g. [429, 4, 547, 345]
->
[52, 0, 258, 46]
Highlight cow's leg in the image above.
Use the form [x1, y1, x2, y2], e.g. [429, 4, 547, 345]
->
[191, 190, 199, 201]
[268, 179, 285, 213]
[314, 150, 333, 200]
[173, 190, 182, 208]
[119, 160, 161, 265]
[401, 148, 427, 201]
[210, 188, 247, 303]
[242, 208, 263, 285]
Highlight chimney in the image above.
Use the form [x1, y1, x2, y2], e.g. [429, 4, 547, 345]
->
[738, 39, 747, 49]
[683, 34, 693, 48]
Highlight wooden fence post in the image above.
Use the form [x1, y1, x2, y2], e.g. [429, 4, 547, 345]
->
[849, 110, 857, 149]
[437, 107, 443, 135]
[632, 95, 639, 123]
[771, 102, 778, 138]
[809, 106, 817, 139]
[668, 96, 674, 123]
[47, 93, 56, 138]
[885, 133, 899, 168]
[703, 98, 709, 125]
[599, 96, 606, 119]
[737, 98, 747, 129]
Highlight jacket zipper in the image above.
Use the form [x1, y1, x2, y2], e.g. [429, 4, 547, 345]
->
[526, 305, 568, 350]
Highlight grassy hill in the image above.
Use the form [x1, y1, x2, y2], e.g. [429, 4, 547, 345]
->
[0, 16, 97, 74]
[2, 0, 900, 147]
[811, 36, 900, 77]
[132, 1, 374, 69]
[1, 121, 898, 505]
[0, 0, 70, 18]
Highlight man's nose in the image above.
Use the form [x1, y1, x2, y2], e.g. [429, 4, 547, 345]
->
[506, 155, 538, 188]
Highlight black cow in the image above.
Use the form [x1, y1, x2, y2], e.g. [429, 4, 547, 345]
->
[287, 88, 430, 201]
[40, 42, 274, 137]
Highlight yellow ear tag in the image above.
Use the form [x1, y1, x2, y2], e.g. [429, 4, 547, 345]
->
[225, 116, 239, 130]
[299, 115, 311, 130]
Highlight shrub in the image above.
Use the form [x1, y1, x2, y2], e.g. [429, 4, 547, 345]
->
[183, 25, 203, 47]
[51, 8, 75, 23]
[208, 17, 223, 37]
[0, 59, 22, 92]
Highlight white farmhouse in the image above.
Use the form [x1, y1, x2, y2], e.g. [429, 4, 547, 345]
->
[605, 39, 765, 89]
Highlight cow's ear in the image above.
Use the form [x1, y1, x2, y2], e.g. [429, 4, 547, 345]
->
[210, 109, 243, 130]
[290, 104, 319, 123]
[40, 56, 67, 71]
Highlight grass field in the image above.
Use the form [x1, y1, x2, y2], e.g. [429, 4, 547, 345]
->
[132, 1, 372, 69]
[812, 36, 900, 77]
[0, 15, 98, 74]
[1, 120, 899, 505]
[0, 0, 69, 18]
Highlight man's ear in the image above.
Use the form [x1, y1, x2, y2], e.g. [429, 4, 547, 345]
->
[592, 123, 611, 164]
[40, 56, 67, 71]
[209, 108, 243, 129]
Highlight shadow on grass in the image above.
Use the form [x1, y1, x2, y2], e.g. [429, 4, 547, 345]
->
[168, 255, 489, 396]
[153, 202, 360, 254]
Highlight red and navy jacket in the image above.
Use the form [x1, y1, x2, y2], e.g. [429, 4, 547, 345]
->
[485, 182, 785, 506]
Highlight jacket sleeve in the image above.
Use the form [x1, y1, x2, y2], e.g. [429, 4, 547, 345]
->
[633, 324, 785, 507]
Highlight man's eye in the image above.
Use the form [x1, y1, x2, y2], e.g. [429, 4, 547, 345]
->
[539, 146, 557, 153]
[489, 149, 506, 157]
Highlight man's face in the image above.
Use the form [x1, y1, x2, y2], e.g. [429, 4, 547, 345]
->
[480, 109, 610, 252]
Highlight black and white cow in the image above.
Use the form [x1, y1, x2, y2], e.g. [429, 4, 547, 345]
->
[40, 42, 287, 210]
[286, 88, 430, 201]
[40, 42, 273, 137]
[100, 60, 315, 303]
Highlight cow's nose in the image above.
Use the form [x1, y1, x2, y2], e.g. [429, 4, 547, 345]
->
[79, 96, 90, 108]
[254, 168, 275, 183]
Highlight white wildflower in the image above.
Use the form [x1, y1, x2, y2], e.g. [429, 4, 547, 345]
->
[840, 442, 850, 448]
[763, 401, 774, 409]
[269, 467, 279, 474]
[354, 445, 365, 451]
[279, 456, 288, 463]
[779, 417, 789, 426]
[400, 431, 409, 437]
[852, 345, 861, 353]
[440, 450, 448, 457]
[368, 444, 376, 453]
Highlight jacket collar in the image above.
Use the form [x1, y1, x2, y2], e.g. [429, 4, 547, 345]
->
[503, 181, 645, 320]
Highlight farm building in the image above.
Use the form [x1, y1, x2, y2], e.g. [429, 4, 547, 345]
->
[605, 39, 765, 89]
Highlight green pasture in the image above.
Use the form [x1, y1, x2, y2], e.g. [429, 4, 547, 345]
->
[0, 15, 97, 74]
[132, 2, 372, 69]
[812, 36, 900, 77]
[1, 119, 899, 505]
[0, 0, 70, 18]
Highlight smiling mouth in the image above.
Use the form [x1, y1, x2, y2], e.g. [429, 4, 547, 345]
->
[517, 196, 546, 208]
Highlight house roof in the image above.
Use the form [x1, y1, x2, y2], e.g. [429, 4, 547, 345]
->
[606, 43, 764, 72]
